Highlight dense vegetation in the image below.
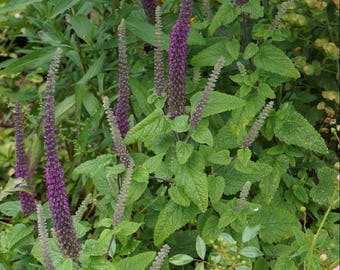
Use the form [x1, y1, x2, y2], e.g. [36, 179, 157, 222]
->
[0, 0, 339, 269]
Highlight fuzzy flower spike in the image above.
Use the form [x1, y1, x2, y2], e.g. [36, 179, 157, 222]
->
[167, 0, 193, 119]
[14, 102, 36, 216]
[115, 19, 131, 138]
[142, 0, 157, 24]
[43, 49, 80, 261]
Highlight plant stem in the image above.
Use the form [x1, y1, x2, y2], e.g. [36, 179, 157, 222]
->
[305, 188, 338, 270]
[241, 12, 255, 71]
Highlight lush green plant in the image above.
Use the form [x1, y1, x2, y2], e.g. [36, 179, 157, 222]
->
[0, 0, 339, 269]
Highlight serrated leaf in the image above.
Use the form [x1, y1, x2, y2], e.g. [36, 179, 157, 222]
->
[242, 225, 261, 243]
[169, 186, 191, 207]
[240, 246, 263, 258]
[0, 201, 22, 217]
[143, 154, 164, 173]
[208, 3, 240, 36]
[310, 167, 338, 206]
[175, 152, 209, 211]
[132, 166, 149, 183]
[191, 120, 214, 147]
[171, 115, 190, 132]
[258, 83, 275, 99]
[208, 176, 225, 204]
[191, 40, 239, 67]
[154, 201, 199, 245]
[196, 235, 206, 259]
[244, 42, 259, 59]
[240, 0, 264, 19]
[191, 92, 246, 118]
[73, 154, 115, 178]
[251, 206, 300, 243]
[116, 252, 156, 270]
[254, 44, 300, 78]
[176, 141, 194, 164]
[125, 109, 171, 144]
[274, 103, 328, 154]
[169, 254, 194, 266]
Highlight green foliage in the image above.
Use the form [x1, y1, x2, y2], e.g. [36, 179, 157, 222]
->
[0, 0, 338, 269]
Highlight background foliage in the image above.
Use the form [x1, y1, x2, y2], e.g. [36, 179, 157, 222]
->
[0, 0, 339, 269]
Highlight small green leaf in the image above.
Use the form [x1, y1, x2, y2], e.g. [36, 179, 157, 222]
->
[240, 246, 263, 258]
[251, 206, 300, 243]
[208, 176, 225, 204]
[240, 0, 264, 19]
[254, 44, 300, 78]
[114, 221, 142, 236]
[0, 201, 22, 217]
[58, 259, 74, 270]
[207, 150, 231, 165]
[242, 225, 261, 243]
[244, 42, 259, 59]
[195, 262, 205, 270]
[196, 235, 206, 259]
[116, 252, 156, 270]
[176, 141, 194, 164]
[273, 256, 298, 270]
[171, 115, 190, 132]
[258, 83, 276, 99]
[73, 154, 115, 178]
[125, 109, 171, 144]
[310, 167, 338, 206]
[169, 254, 194, 266]
[275, 103, 328, 154]
[70, 15, 93, 45]
[191, 120, 214, 147]
[50, 0, 80, 18]
[169, 186, 191, 207]
[190, 92, 246, 118]
[132, 166, 149, 183]
[154, 201, 199, 245]
[209, 3, 240, 36]
[191, 40, 239, 67]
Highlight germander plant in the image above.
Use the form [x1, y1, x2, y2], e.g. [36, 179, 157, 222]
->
[0, 0, 338, 269]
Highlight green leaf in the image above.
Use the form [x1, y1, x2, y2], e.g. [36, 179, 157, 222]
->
[0, 48, 56, 74]
[154, 201, 199, 245]
[132, 166, 149, 183]
[196, 235, 206, 259]
[124, 109, 171, 144]
[114, 221, 142, 236]
[254, 44, 300, 78]
[50, 0, 81, 18]
[199, 212, 221, 242]
[169, 186, 191, 207]
[0, 0, 42, 13]
[0, 201, 22, 217]
[191, 40, 239, 67]
[240, 0, 264, 19]
[143, 154, 164, 173]
[273, 256, 298, 270]
[126, 10, 169, 51]
[0, 178, 29, 202]
[176, 141, 194, 164]
[208, 3, 240, 36]
[116, 252, 156, 270]
[55, 95, 76, 125]
[310, 167, 338, 206]
[175, 152, 209, 211]
[5, 224, 33, 250]
[240, 246, 263, 258]
[207, 150, 231, 165]
[195, 262, 205, 270]
[274, 103, 328, 154]
[57, 259, 74, 270]
[77, 54, 105, 85]
[190, 91, 246, 118]
[208, 176, 225, 204]
[171, 115, 190, 133]
[258, 83, 276, 99]
[105, 164, 126, 176]
[242, 225, 261, 243]
[169, 254, 194, 266]
[73, 154, 115, 178]
[70, 15, 93, 45]
[244, 42, 259, 59]
[191, 120, 214, 147]
[251, 206, 300, 243]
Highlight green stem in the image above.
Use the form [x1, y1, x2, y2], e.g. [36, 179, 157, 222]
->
[305, 188, 338, 270]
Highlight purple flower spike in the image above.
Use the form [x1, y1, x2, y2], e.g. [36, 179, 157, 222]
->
[14, 102, 36, 216]
[142, 0, 157, 24]
[43, 49, 80, 261]
[115, 20, 130, 138]
[167, 0, 192, 119]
